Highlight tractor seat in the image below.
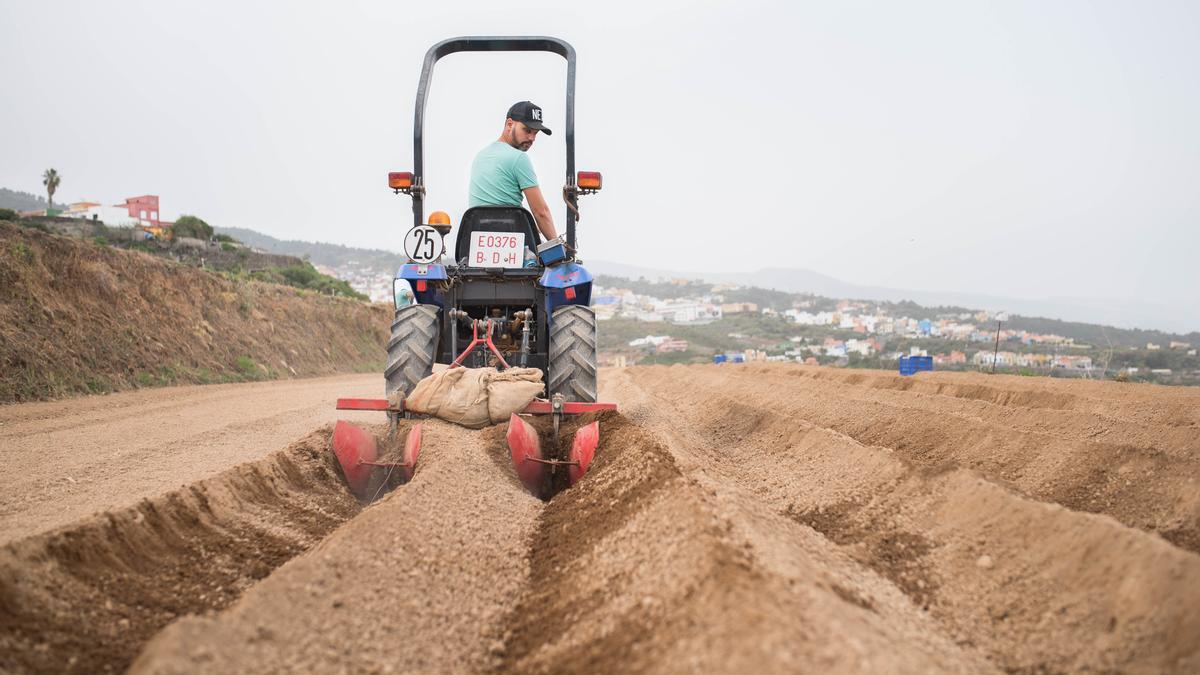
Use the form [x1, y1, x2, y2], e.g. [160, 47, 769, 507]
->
[454, 206, 542, 263]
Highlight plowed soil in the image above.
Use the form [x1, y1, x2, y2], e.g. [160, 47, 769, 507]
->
[2, 364, 1198, 673]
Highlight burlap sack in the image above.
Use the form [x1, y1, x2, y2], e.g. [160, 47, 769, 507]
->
[406, 367, 544, 429]
[487, 368, 545, 424]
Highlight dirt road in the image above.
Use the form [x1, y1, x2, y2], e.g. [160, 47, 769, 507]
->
[3, 365, 1198, 673]
[0, 373, 379, 544]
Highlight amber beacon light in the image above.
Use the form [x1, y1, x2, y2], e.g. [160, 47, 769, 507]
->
[427, 210, 452, 235]
[577, 171, 603, 192]
[389, 171, 414, 191]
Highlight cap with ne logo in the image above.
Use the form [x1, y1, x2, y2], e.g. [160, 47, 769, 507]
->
[507, 101, 552, 135]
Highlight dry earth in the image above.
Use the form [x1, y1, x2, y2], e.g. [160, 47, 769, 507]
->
[1, 364, 1198, 673]
[0, 373, 380, 544]
[0, 221, 389, 403]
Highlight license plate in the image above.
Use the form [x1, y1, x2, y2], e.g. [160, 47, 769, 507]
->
[468, 231, 525, 268]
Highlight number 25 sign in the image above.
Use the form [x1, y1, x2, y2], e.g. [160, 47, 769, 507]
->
[404, 225, 443, 263]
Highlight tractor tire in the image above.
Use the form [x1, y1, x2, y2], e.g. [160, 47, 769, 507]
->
[548, 304, 598, 402]
[385, 304, 440, 398]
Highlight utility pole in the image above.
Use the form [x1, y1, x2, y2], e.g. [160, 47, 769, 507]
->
[991, 317, 1003, 374]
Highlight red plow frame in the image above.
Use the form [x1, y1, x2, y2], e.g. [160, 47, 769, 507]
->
[331, 395, 615, 500]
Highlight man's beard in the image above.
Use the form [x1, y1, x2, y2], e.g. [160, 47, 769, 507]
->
[509, 129, 532, 152]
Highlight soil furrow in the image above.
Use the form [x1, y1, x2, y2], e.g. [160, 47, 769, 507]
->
[781, 366, 1200, 427]
[0, 428, 360, 674]
[608, 366, 1200, 672]
[0, 373, 380, 545]
[129, 421, 542, 674]
[625, 365, 1200, 552]
[501, 413, 991, 673]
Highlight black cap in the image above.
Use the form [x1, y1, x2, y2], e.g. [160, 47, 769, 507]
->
[507, 100, 552, 135]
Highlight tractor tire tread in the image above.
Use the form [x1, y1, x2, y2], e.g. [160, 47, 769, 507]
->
[385, 304, 440, 397]
[548, 304, 598, 402]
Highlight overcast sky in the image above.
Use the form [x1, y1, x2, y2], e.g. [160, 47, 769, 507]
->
[3, 1, 1197, 330]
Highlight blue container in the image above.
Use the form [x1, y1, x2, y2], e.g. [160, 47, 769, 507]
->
[713, 354, 728, 364]
[537, 238, 568, 266]
[899, 355, 933, 376]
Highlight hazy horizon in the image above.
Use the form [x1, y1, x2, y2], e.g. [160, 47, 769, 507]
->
[3, 1, 1197, 331]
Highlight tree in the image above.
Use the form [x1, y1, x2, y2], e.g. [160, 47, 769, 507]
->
[42, 168, 61, 209]
[173, 214, 214, 240]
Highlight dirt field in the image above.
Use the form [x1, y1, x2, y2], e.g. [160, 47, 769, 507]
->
[0, 373, 380, 544]
[2, 364, 1198, 673]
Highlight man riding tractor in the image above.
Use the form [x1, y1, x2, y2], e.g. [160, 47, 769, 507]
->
[469, 100, 559, 243]
[333, 37, 613, 501]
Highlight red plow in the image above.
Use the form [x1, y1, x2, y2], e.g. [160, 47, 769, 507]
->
[331, 394, 615, 501]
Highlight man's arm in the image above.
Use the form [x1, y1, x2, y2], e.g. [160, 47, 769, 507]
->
[522, 186, 558, 240]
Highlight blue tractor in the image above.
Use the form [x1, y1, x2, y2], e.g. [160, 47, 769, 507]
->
[386, 36, 602, 404]
[330, 37, 614, 501]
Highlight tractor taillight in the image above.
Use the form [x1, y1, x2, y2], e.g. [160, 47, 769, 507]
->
[565, 286, 577, 300]
[577, 171, 602, 191]
[389, 172, 414, 190]
[416, 280, 427, 292]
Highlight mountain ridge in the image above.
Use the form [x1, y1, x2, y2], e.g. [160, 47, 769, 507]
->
[585, 259, 1193, 334]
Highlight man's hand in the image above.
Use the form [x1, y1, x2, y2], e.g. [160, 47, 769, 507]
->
[522, 186, 558, 240]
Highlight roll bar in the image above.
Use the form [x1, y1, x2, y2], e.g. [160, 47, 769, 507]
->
[411, 36, 579, 248]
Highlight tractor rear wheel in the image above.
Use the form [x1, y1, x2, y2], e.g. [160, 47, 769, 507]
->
[548, 305, 598, 402]
[385, 304, 439, 398]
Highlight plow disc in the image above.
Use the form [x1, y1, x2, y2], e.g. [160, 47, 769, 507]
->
[505, 413, 601, 498]
[331, 421, 422, 501]
[507, 414, 546, 495]
[567, 421, 598, 486]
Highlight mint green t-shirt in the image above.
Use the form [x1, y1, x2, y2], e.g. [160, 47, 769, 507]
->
[469, 141, 539, 208]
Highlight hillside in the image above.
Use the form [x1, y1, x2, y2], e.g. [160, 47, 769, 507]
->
[0, 221, 390, 402]
[595, 274, 1200, 350]
[0, 188, 57, 213]
[588, 260, 1194, 335]
[216, 226, 406, 271]
[594, 274, 1200, 385]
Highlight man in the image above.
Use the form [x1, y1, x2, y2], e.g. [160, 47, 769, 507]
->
[469, 101, 558, 240]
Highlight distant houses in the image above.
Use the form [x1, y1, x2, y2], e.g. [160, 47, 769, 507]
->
[57, 194, 174, 239]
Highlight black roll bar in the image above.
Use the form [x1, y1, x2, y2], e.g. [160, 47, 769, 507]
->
[412, 36, 579, 248]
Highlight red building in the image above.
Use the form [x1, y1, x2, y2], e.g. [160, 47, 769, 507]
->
[116, 195, 160, 226]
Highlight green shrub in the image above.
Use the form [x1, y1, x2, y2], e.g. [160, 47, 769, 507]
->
[84, 376, 111, 394]
[213, 233, 237, 243]
[0, 208, 18, 221]
[221, 242, 237, 252]
[93, 236, 109, 247]
[234, 356, 260, 379]
[247, 263, 367, 300]
[174, 215, 214, 240]
[11, 242, 32, 262]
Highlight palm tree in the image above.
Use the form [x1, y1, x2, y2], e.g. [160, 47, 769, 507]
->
[42, 168, 61, 209]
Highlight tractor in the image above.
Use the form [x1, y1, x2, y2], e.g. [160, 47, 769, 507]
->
[331, 36, 616, 501]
